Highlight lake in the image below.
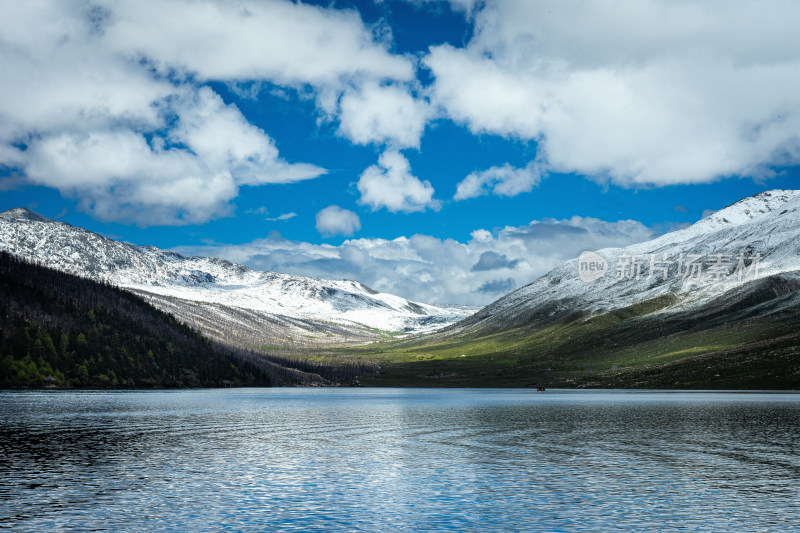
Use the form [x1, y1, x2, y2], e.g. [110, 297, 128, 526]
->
[1, 389, 799, 531]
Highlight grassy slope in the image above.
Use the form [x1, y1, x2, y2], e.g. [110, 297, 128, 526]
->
[334, 293, 800, 389]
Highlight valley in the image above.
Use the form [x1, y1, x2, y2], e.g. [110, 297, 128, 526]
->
[2, 190, 800, 389]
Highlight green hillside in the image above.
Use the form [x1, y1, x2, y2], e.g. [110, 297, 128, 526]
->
[339, 282, 800, 389]
[0, 252, 271, 388]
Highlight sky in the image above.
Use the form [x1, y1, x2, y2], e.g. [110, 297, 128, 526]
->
[1, 0, 799, 306]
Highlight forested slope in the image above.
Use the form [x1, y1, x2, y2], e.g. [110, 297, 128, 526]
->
[0, 252, 271, 388]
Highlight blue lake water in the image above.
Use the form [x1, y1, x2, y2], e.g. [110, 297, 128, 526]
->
[1, 388, 799, 531]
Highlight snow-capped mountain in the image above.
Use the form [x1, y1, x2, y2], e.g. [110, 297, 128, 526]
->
[455, 190, 800, 334]
[0, 207, 473, 336]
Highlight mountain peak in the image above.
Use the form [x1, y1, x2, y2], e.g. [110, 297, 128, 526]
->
[0, 207, 53, 223]
[700, 189, 800, 227]
[0, 209, 473, 334]
[457, 188, 800, 337]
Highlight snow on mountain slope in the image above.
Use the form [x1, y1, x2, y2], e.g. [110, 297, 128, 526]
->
[457, 190, 800, 333]
[0, 208, 473, 333]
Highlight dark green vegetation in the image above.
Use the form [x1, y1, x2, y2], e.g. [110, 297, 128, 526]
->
[0, 252, 271, 388]
[340, 277, 800, 389]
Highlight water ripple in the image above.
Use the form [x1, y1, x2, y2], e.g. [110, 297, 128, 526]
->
[1, 389, 799, 531]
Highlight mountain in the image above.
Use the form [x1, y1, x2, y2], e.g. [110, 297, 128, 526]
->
[352, 190, 800, 389]
[0, 251, 274, 388]
[453, 189, 800, 335]
[5, 190, 798, 389]
[0, 208, 474, 350]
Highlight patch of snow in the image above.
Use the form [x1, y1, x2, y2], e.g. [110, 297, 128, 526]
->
[0, 208, 474, 334]
[463, 190, 800, 330]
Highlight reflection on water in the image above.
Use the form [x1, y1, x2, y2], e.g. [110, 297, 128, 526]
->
[1, 389, 799, 531]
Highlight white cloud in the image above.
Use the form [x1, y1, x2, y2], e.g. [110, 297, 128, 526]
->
[174, 215, 659, 305]
[316, 206, 362, 237]
[8, 0, 795, 234]
[269, 212, 297, 222]
[24, 130, 232, 224]
[337, 83, 431, 148]
[358, 151, 440, 213]
[106, 0, 413, 86]
[454, 161, 543, 200]
[109, 0, 426, 150]
[20, 87, 323, 225]
[0, 2, 172, 142]
[426, 0, 800, 185]
[0, 0, 416, 224]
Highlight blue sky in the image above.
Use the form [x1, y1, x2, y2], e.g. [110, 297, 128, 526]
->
[1, 0, 799, 305]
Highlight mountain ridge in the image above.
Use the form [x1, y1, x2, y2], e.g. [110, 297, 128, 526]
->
[0, 207, 474, 340]
[0, 250, 276, 388]
[444, 189, 800, 338]
[4, 190, 799, 389]
[342, 189, 800, 389]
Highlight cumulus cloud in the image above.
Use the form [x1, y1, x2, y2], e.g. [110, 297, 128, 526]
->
[18, 87, 322, 225]
[0, 0, 415, 224]
[4, 0, 797, 227]
[337, 83, 431, 148]
[357, 151, 440, 213]
[426, 0, 800, 186]
[107, 0, 412, 86]
[454, 161, 543, 200]
[316, 205, 361, 237]
[174, 215, 660, 306]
